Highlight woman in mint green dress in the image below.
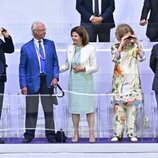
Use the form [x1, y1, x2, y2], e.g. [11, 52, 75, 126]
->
[60, 26, 98, 143]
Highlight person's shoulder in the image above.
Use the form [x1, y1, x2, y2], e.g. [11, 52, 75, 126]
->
[21, 40, 33, 49]
[44, 38, 54, 43]
[111, 43, 119, 49]
[152, 43, 158, 49]
[85, 43, 95, 49]
[82, 44, 96, 53]
[67, 44, 74, 50]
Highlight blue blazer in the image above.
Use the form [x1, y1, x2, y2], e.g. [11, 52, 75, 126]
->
[19, 39, 59, 94]
[76, 0, 115, 28]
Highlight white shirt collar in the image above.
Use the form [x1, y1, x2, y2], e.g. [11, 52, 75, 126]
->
[34, 38, 44, 46]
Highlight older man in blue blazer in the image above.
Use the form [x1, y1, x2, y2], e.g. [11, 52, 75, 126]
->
[76, 0, 115, 42]
[19, 21, 59, 143]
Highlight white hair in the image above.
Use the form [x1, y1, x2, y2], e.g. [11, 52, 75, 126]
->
[31, 21, 45, 32]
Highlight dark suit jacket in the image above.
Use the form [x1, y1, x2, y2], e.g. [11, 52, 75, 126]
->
[140, 0, 158, 40]
[150, 44, 158, 92]
[76, 0, 115, 28]
[0, 36, 14, 82]
[19, 39, 59, 94]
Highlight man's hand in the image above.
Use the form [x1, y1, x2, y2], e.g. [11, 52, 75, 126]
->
[139, 19, 148, 26]
[21, 87, 27, 94]
[0, 27, 10, 38]
[91, 16, 103, 25]
[51, 78, 58, 87]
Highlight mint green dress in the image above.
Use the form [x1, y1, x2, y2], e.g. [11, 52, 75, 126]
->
[69, 46, 94, 114]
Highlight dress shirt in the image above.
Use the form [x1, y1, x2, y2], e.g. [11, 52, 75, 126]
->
[34, 38, 46, 73]
[93, 0, 101, 15]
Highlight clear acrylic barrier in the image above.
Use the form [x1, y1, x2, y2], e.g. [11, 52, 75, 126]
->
[0, 93, 67, 139]
[0, 75, 156, 143]
[96, 93, 157, 142]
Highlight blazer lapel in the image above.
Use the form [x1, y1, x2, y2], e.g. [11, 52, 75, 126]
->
[89, 0, 93, 12]
[90, 0, 93, 8]
[80, 46, 87, 63]
[68, 45, 75, 66]
[88, 0, 93, 11]
[43, 39, 49, 58]
[29, 40, 39, 64]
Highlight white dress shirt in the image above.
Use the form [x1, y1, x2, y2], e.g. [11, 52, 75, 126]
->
[93, 0, 102, 15]
[34, 38, 46, 73]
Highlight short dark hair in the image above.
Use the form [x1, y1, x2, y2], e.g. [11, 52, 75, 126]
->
[71, 26, 89, 46]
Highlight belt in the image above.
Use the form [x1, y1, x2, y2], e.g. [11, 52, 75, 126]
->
[40, 73, 46, 77]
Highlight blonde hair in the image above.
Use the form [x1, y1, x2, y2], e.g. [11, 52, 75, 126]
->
[115, 23, 134, 41]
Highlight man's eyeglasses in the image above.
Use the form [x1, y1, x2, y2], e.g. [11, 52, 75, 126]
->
[35, 29, 46, 32]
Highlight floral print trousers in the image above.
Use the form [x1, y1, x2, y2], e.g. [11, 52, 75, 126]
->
[113, 104, 137, 138]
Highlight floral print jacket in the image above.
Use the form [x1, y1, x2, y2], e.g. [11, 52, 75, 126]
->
[111, 43, 146, 106]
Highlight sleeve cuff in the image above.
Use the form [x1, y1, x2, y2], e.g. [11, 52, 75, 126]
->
[89, 15, 94, 21]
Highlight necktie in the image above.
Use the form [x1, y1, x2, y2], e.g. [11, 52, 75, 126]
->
[38, 41, 46, 74]
[94, 0, 99, 16]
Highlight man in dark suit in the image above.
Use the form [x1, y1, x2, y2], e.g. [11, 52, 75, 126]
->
[140, 0, 158, 42]
[150, 44, 158, 108]
[19, 21, 59, 143]
[0, 28, 14, 143]
[76, 0, 115, 42]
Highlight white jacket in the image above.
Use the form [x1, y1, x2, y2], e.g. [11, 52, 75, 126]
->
[60, 44, 98, 74]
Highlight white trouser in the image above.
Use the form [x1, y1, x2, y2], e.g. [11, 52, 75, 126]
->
[113, 104, 137, 138]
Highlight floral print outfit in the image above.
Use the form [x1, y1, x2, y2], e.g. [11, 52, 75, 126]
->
[111, 43, 145, 138]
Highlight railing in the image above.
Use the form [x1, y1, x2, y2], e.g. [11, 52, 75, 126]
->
[0, 89, 157, 142]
